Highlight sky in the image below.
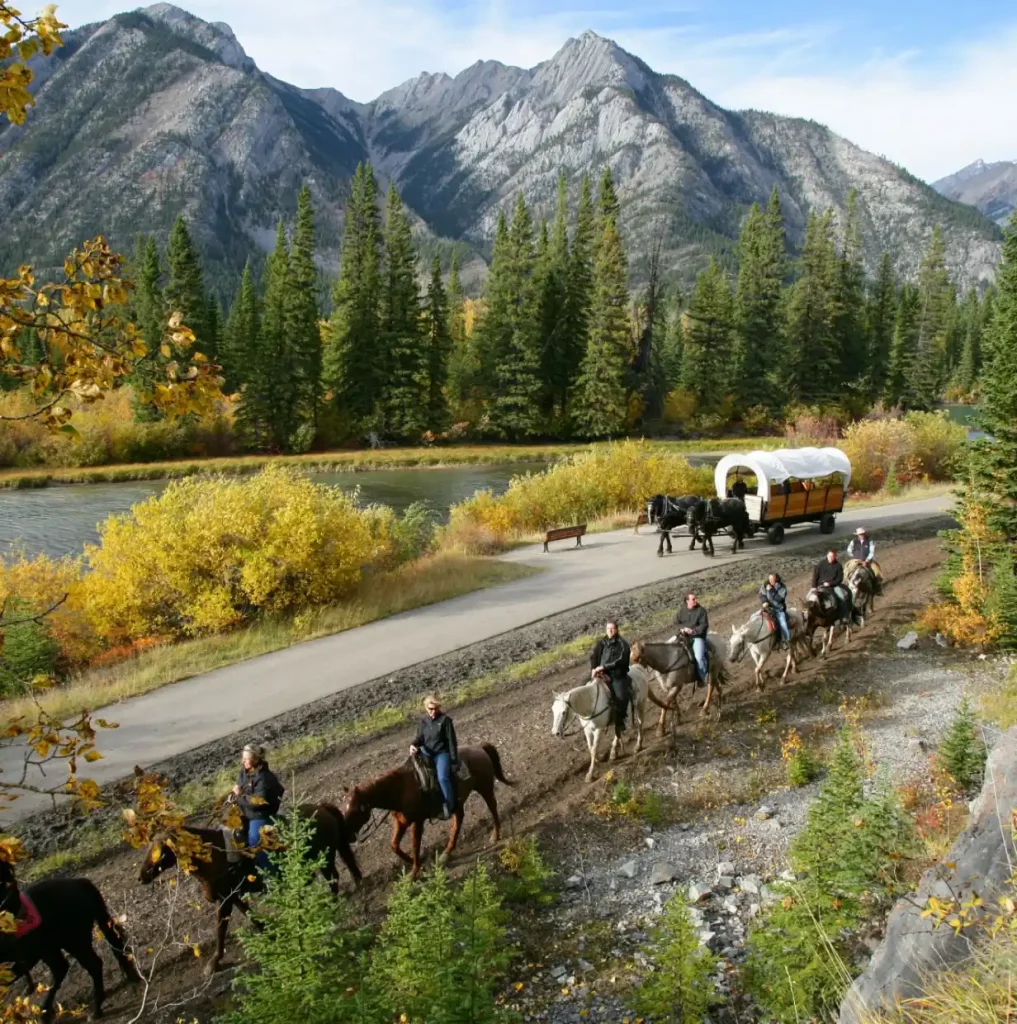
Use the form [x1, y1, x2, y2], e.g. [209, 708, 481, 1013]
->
[54, 0, 1017, 182]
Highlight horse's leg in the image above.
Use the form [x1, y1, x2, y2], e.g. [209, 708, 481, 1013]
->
[439, 809, 461, 864]
[320, 850, 341, 896]
[585, 727, 598, 782]
[410, 820, 424, 879]
[781, 649, 794, 684]
[336, 839, 363, 889]
[209, 897, 234, 975]
[38, 950, 69, 1023]
[68, 942, 106, 1019]
[634, 701, 644, 753]
[391, 817, 413, 867]
[480, 784, 501, 842]
[608, 730, 620, 761]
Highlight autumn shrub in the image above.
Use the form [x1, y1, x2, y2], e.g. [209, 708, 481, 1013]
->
[740, 404, 777, 435]
[784, 406, 841, 448]
[445, 441, 713, 546]
[498, 835, 555, 905]
[663, 388, 698, 426]
[81, 465, 384, 641]
[840, 417, 916, 492]
[904, 411, 966, 480]
[0, 597, 61, 697]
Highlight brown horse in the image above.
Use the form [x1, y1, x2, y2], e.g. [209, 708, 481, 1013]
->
[139, 802, 360, 973]
[343, 744, 515, 879]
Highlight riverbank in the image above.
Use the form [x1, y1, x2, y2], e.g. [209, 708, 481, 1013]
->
[0, 437, 777, 489]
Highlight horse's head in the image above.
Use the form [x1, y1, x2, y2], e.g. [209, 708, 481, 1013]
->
[728, 622, 748, 663]
[0, 859, 18, 917]
[139, 835, 178, 884]
[646, 495, 663, 522]
[550, 694, 569, 738]
[341, 785, 372, 839]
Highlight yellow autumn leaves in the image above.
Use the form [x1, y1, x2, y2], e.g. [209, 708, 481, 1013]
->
[0, 2, 64, 127]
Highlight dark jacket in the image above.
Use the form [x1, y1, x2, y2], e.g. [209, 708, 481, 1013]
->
[732, 480, 748, 501]
[414, 712, 458, 764]
[590, 635, 630, 681]
[846, 537, 875, 562]
[676, 604, 709, 638]
[236, 765, 284, 821]
[812, 559, 844, 589]
[759, 580, 788, 609]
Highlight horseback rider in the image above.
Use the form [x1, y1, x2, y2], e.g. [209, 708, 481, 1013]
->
[759, 572, 791, 650]
[409, 695, 459, 820]
[846, 527, 883, 595]
[232, 743, 285, 874]
[590, 621, 632, 738]
[811, 549, 850, 622]
[675, 592, 709, 685]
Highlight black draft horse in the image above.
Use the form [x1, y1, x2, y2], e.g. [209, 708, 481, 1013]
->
[0, 859, 142, 1022]
[690, 496, 751, 556]
[646, 494, 701, 556]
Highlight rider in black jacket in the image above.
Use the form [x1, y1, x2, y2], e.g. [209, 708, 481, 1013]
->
[759, 572, 791, 648]
[590, 621, 631, 737]
[410, 696, 459, 819]
[233, 744, 285, 872]
[675, 593, 709, 684]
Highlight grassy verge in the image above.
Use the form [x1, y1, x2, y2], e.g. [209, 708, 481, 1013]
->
[1, 554, 540, 730]
[0, 438, 769, 489]
[847, 481, 955, 509]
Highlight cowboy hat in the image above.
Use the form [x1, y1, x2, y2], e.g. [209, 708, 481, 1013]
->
[854, 527, 867, 535]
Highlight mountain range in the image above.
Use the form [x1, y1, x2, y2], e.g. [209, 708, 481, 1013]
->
[0, 2, 1003, 296]
[933, 159, 1017, 228]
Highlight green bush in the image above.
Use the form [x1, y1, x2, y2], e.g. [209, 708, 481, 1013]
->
[938, 697, 987, 791]
[498, 835, 554, 906]
[634, 888, 718, 1024]
[0, 597, 61, 697]
[391, 501, 438, 562]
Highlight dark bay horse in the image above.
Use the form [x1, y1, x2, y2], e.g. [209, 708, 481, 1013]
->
[690, 497, 750, 556]
[646, 494, 700, 555]
[0, 860, 141, 1022]
[139, 802, 360, 972]
[343, 744, 515, 879]
[803, 587, 856, 657]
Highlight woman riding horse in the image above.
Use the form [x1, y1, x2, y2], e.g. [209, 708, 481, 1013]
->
[232, 743, 284, 874]
[409, 696, 459, 820]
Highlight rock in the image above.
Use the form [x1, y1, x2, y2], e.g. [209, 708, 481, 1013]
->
[565, 875, 583, 889]
[934, 632, 951, 648]
[897, 630, 919, 650]
[617, 860, 639, 879]
[644, 836, 656, 850]
[698, 930, 716, 946]
[739, 874, 761, 895]
[716, 861, 736, 877]
[649, 861, 680, 885]
[715, 876, 734, 891]
[908, 738, 928, 754]
[760, 884, 779, 905]
[780, 870, 796, 882]
[755, 805, 775, 820]
[839, 727, 1017, 1024]
[748, 902, 761, 919]
[551, 965, 567, 980]
[688, 882, 714, 903]
[722, 898, 739, 914]
[688, 907, 705, 927]
[577, 959, 593, 973]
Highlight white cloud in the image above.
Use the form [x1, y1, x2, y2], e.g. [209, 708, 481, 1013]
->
[52, 1, 1015, 180]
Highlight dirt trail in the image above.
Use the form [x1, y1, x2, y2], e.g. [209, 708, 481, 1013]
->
[10, 527, 957, 1022]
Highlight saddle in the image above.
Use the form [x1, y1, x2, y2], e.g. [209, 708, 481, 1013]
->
[222, 826, 246, 864]
[410, 753, 470, 796]
[676, 635, 709, 687]
[759, 604, 777, 634]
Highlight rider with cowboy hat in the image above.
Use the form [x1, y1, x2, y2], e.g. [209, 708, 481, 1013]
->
[846, 527, 883, 595]
[232, 743, 285, 873]
[410, 695, 459, 820]
[589, 621, 631, 738]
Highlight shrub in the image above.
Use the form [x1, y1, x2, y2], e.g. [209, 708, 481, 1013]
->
[0, 597, 61, 697]
[781, 727, 818, 787]
[740, 404, 776, 435]
[81, 465, 383, 641]
[784, 406, 841, 448]
[937, 697, 986, 792]
[444, 441, 713, 545]
[663, 388, 698, 425]
[840, 417, 916, 492]
[633, 888, 719, 1024]
[904, 411, 966, 481]
[498, 835, 554, 905]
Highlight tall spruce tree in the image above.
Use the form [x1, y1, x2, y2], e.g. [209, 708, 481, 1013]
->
[575, 214, 631, 437]
[905, 227, 955, 410]
[681, 258, 735, 411]
[223, 260, 259, 398]
[732, 189, 786, 409]
[445, 251, 474, 416]
[835, 191, 868, 391]
[953, 287, 986, 396]
[884, 283, 920, 408]
[323, 162, 382, 432]
[164, 215, 210, 353]
[565, 176, 596, 412]
[422, 253, 452, 433]
[129, 235, 165, 419]
[286, 185, 322, 433]
[379, 184, 426, 440]
[864, 252, 897, 402]
[783, 210, 841, 404]
[536, 174, 573, 424]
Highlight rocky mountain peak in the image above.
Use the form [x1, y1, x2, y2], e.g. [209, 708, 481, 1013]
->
[530, 29, 649, 106]
[141, 2, 254, 71]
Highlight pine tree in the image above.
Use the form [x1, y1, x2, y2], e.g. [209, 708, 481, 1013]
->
[481, 195, 543, 438]
[445, 251, 475, 416]
[953, 288, 985, 395]
[286, 185, 322, 434]
[206, 297, 224, 361]
[596, 166, 620, 235]
[865, 252, 897, 401]
[905, 227, 955, 410]
[565, 175, 596, 404]
[129, 235, 166, 419]
[732, 189, 786, 408]
[575, 216, 631, 437]
[323, 162, 382, 432]
[536, 174, 573, 424]
[164, 215, 210, 353]
[378, 184, 426, 440]
[835, 190, 868, 390]
[422, 253, 451, 433]
[223, 260, 259, 398]
[782, 210, 841, 404]
[885, 283, 919, 407]
[937, 697, 986, 790]
[681, 258, 734, 411]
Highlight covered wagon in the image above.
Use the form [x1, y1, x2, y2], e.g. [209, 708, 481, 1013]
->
[714, 447, 852, 545]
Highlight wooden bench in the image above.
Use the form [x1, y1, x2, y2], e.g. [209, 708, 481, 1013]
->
[544, 524, 587, 552]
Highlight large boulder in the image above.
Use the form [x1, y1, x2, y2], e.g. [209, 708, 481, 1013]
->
[839, 726, 1017, 1023]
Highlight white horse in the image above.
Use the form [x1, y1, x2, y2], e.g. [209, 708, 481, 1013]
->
[728, 608, 810, 690]
[550, 664, 668, 782]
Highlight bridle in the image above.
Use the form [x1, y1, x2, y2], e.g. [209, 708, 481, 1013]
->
[555, 677, 612, 736]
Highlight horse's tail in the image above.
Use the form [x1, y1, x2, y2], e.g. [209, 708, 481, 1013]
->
[88, 881, 142, 982]
[481, 743, 516, 787]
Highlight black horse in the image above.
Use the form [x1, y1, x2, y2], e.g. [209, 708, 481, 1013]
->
[690, 497, 751, 556]
[0, 860, 142, 1022]
[646, 494, 700, 555]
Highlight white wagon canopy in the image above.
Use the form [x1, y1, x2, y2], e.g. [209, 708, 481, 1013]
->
[714, 447, 853, 545]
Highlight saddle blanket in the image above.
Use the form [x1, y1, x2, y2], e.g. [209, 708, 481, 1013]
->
[14, 893, 41, 938]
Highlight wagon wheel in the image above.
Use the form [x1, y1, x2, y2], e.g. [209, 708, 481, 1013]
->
[819, 513, 836, 534]
[767, 524, 785, 545]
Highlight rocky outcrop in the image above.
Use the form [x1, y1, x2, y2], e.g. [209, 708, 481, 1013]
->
[839, 726, 1017, 1024]
[0, 5, 1002, 291]
[934, 159, 1017, 227]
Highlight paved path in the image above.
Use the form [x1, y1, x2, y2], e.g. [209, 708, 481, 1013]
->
[0, 496, 950, 822]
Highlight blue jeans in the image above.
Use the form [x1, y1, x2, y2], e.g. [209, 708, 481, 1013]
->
[248, 818, 278, 876]
[691, 638, 708, 682]
[421, 749, 456, 809]
[774, 608, 790, 642]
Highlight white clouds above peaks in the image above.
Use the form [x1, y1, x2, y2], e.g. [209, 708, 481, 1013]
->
[53, 1, 1015, 181]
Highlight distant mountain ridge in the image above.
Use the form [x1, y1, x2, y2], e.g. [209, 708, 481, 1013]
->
[933, 159, 1017, 228]
[0, 4, 1002, 295]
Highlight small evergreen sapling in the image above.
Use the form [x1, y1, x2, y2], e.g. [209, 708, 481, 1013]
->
[938, 696, 987, 791]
